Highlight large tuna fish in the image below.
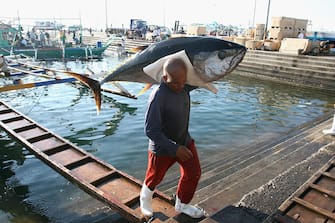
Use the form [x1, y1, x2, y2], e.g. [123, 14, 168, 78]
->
[70, 36, 246, 112]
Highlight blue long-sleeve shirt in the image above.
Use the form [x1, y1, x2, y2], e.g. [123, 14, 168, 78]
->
[145, 82, 193, 156]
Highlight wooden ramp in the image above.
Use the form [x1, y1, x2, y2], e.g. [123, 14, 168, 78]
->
[271, 155, 335, 223]
[0, 100, 186, 223]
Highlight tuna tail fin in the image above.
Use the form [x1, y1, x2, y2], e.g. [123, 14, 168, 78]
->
[64, 71, 102, 114]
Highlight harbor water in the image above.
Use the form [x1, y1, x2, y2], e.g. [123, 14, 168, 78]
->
[0, 55, 334, 222]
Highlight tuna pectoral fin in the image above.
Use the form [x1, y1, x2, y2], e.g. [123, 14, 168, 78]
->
[64, 71, 102, 114]
[203, 83, 218, 94]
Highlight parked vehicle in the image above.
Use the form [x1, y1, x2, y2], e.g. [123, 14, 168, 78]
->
[126, 19, 147, 40]
[145, 25, 171, 42]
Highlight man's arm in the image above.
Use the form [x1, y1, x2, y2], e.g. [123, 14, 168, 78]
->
[145, 93, 179, 156]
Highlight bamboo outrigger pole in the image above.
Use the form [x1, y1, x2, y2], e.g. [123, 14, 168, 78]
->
[0, 78, 77, 92]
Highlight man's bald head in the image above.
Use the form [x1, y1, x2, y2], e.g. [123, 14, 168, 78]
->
[163, 57, 187, 78]
[162, 58, 187, 93]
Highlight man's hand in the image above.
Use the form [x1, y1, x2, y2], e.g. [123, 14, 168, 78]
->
[176, 145, 193, 161]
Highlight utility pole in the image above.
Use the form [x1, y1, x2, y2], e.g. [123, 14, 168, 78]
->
[105, 0, 108, 33]
[252, 0, 257, 28]
[264, 0, 271, 40]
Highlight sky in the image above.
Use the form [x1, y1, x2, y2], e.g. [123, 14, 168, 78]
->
[1, 0, 334, 32]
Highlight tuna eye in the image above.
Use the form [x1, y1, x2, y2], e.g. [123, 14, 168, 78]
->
[218, 51, 226, 60]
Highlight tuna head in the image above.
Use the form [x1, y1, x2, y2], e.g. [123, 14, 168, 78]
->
[146, 37, 246, 83]
[190, 39, 246, 82]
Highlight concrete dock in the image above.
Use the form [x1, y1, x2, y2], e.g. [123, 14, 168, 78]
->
[236, 50, 335, 92]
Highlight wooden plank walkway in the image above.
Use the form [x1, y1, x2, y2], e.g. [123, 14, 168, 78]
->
[0, 100, 187, 223]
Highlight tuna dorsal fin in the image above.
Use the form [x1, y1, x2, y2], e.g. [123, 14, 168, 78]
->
[129, 45, 149, 53]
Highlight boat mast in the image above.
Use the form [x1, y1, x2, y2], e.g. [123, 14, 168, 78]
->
[17, 11, 22, 38]
[105, 0, 108, 33]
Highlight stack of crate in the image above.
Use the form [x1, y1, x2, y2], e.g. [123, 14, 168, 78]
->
[268, 17, 308, 41]
[293, 19, 308, 37]
[187, 25, 207, 36]
[254, 24, 265, 40]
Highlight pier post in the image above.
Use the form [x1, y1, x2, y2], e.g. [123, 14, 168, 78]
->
[323, 104, 335, 135]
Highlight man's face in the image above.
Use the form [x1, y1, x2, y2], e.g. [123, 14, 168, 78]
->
[164, 69, 187, 93]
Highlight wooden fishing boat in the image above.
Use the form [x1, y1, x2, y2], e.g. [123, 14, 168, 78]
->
[267, 155, 335, 223]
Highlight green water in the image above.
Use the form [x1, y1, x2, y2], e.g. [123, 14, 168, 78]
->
[0, 56, 333, 222]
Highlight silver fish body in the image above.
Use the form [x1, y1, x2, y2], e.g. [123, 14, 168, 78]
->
[101, 37, 246, 85]
[68, 37, 246, 112]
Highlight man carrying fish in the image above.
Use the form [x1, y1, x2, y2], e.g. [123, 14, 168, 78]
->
[140, 57, 205, 219]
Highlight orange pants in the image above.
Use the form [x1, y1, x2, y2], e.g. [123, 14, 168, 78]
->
[144, 140, 201, 204]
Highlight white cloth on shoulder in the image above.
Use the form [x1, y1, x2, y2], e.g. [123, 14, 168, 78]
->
[143, 50, 218, 93]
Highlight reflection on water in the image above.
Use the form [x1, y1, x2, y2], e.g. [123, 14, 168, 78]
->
[0, 135, 50, 222]
[66, 88, 138, 149]
[0, 55, 333, 222]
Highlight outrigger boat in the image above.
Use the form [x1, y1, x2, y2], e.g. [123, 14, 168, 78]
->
[0, 44, 111, 61]
[0, 55, 136, 99]
[0, 22, 111, 60]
